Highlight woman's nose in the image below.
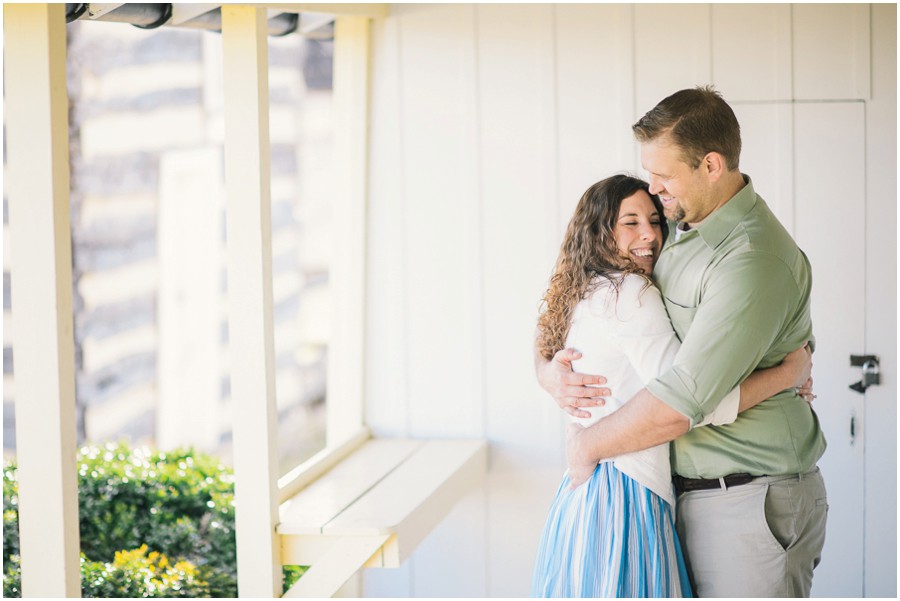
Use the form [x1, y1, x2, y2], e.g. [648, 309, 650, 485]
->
[640, 225, 657, 241]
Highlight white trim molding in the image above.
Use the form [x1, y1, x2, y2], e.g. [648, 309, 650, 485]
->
[221, 5, 282, 597]
[4, 3, 82, 597]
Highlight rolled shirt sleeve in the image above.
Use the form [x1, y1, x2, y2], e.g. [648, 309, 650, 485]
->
[647, 251, 800, 427]
[695, 386, 740, 427]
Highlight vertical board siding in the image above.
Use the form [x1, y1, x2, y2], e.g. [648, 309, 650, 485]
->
[398, 4, 483, 438]
[475, 6, 557, 597]
[730, 104, 795, 233]
[792, 4, 871, 100]
[365, 6, 489, 595]
[477, 3, 560, 473]
[362, 562, 413, 598]
[864, 6, 898, 595]
[710, 4, 792, 102]
[401, 5, 485, 594]
[634, 4, 712, 114]
[366, 15, 410, 439]
[554, 4, 637, 234]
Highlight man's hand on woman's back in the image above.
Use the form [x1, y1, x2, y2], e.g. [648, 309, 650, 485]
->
[537, 348, 610, 418]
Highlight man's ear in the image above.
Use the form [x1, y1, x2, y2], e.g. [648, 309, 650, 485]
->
[703, 152, 727, 182]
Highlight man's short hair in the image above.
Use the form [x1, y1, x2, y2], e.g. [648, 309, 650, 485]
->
[632, 86, 741, 171]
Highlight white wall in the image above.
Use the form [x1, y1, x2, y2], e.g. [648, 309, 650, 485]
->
[363, 4, 896, 597]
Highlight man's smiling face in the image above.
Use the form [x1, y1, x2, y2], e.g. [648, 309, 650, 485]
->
[640, 134, 716, 226]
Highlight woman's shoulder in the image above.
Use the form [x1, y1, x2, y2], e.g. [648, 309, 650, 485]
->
[585, 272, 663, 318]
[586, 272, 658, 300]
[619, 272, 654, 293]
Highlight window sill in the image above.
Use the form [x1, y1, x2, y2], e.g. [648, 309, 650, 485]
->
[277, 435, 487, 597]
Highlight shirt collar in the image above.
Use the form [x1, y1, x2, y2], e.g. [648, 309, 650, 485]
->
[693, 175, 757, 249]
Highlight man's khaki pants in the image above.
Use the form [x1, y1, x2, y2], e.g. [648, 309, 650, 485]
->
[675, 468, 828, 598]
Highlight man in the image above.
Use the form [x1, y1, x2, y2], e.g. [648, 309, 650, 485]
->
[535, 86, 827, 597]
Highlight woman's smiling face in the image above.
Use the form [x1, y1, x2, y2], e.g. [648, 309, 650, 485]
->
[613, 190, 663, 274]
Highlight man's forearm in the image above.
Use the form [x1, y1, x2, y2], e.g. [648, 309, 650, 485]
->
[572, 388, 689, 464]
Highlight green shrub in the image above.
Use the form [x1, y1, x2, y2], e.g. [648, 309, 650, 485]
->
[2, 555, 21, 598]
[3, 443, 308, 597]
[283, 564, 309, 592]
[75, 443, 237, 588]
[5, 546, 215, 598]
[81, 546, 213, 598]
[3, 466, 19, 563]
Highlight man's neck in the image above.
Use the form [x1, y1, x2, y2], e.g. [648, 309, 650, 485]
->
[686, 172, 747, 228]
[719, 172, 748, 204]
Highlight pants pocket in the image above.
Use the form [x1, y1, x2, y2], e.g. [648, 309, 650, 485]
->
[749, 483, 789, 555]
[764, 473, 829, 554]
[763, 482, 794, 551]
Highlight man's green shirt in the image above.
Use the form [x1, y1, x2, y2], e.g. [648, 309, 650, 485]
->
[647, 177, 827, 479]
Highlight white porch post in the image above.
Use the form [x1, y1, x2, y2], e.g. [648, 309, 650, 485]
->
[326, 15, 371, 444]
[4, 3, 82, 597]
[221, 5, 282, 597]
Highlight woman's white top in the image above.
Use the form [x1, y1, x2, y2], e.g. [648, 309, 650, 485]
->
[566, 273, 740, 507]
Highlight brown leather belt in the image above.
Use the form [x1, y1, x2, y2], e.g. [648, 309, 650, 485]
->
[672, 472, 757, 494]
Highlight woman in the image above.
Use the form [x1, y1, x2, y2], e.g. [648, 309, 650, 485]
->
[531, 175, 812, 597]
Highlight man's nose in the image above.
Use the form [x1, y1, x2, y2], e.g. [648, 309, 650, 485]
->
[648, 176, 663, 195]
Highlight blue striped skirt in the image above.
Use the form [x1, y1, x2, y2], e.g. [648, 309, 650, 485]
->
[531, 462, 692, 598]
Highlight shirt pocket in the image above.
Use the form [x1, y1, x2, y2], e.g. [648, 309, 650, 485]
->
[663, 296, 698, 335]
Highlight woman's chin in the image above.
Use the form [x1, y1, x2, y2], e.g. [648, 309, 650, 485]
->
[636, 261, 654, 275]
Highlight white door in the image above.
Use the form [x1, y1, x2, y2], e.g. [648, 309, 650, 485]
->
[794, 102, 867, 597]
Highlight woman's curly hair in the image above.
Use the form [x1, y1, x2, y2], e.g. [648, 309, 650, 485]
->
[537, 175, 668, 360]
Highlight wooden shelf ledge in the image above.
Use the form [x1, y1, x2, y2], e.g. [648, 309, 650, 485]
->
[277, 437, 487, 597]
